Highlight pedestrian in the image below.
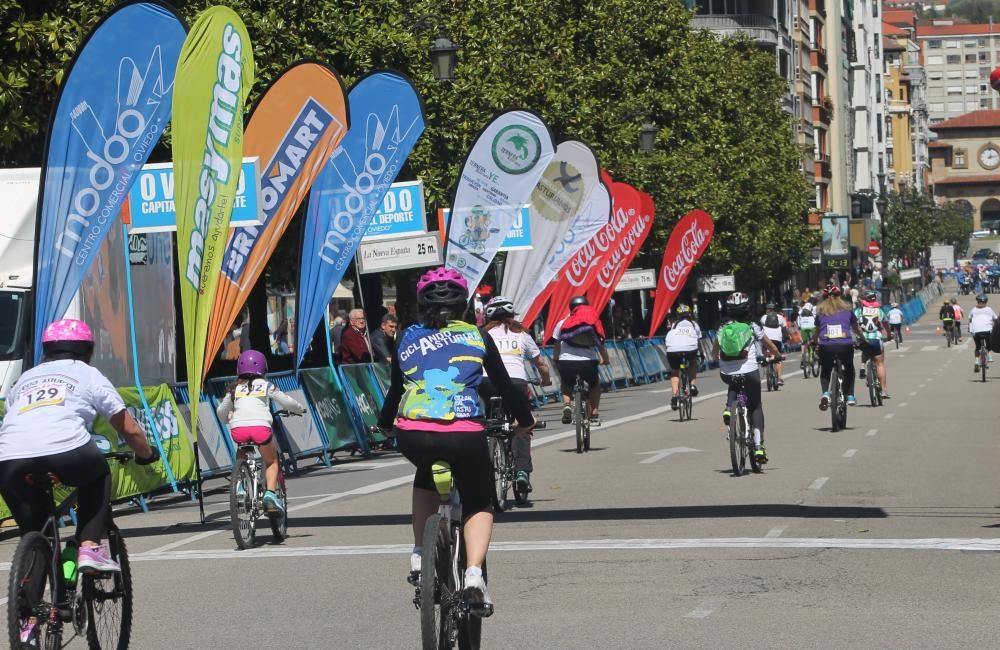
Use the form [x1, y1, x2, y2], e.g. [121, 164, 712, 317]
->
[370, 313, 398, 364]
[330, 311, 347, 350]
[339, 309, 372, 364]
[849, 285, 860, 308]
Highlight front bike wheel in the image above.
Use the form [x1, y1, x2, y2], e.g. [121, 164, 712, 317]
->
[269, 472, 289, 543]
[456, 545, 484, 650]
[84, 526, 133, 650]
[681, 393, 693, 422]
[420, 514, 449, 650]
[728, 410, 745, 476]
[574, 390, 584, 454]
[811, 353, 820, 378]
[8, 531, 53, 650]
[488, 436, 509, 512]
[230, 460, 256, 550]
[867, 362, 878, 408]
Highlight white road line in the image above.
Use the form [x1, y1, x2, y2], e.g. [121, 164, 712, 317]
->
[684, 599, 721, 619]
[909, 391, 917, 396]
[808, 477, 829, 490]
[885, 413, 896, 420]
[843, 449, 858, 458]
[765, 526, 786, 538]
[922, 346, 939, 351]
[895, 347, 909, 353]
[866, 428, 878, 437]
[898, 402, 907, 407]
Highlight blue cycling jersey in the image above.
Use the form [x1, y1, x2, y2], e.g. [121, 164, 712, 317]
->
[396, 321, 487, 421]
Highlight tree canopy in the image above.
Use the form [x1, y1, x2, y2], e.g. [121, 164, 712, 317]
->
[883, 188, 974, 266]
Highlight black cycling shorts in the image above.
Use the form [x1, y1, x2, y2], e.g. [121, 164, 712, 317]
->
[557, 359, 599, 395]
[666, 350, 699, 373]
[395, 428, 493, 519]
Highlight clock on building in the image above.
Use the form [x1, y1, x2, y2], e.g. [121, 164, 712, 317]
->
[979, 144, 1000, 170]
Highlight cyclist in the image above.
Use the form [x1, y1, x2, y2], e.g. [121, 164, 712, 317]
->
[0, 319, 158, 575]
[952, 298, 964, 342]
[377, 268, 534, 613]
[553, 295, 610, 426]
[887, 302, 904, 343]
[480, 296, 550, 494]
[812, 285, 864, 409]
[855, 290, 891, 400]
[939, 299, 957, 342]
[664, 303, 702, 411]
[216, 350, 306, 516]
[969, 294, 997, 372]
[796, 301, 817, 369]
[712, 292, 781, 464]
[759, 302, 786, 386]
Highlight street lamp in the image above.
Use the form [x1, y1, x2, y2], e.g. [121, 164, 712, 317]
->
[639, 122, 657, 153]
[429, 37, 460, 82]
[876, 172, 890, 304]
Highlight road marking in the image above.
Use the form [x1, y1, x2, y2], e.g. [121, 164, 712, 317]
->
[684, 599, 721, 619]
[843, 449, 858, 458]
[808, 477, 829, 490]
[898, 402, 907, 407]
[909, 391, 917, 396]
[765, 526, 786, 538]
[866, 428, 878, 437]
[922, 346, 939, 351]
[885, 413, 895, 420]
[918, 384, 926, 388]
[636, 447, 701, 464]
[895, 347, 909, 353]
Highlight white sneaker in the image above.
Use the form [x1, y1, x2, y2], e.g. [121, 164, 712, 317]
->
[463, 570, 494, 616]
[409, 552, 421, 574]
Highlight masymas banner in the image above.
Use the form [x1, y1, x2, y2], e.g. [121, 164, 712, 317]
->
[32, 1, 186, 362]
[296, 71, 425, 367]
[173, 6, 254, 438]
[445, 110, 554, 296]
[647, 209, 714, 336]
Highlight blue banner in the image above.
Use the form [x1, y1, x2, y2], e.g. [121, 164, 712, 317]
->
[33, 2, 186, 362]
[296, 71, 425, 367]
[441, 205, 533, 251]
[361, 180, 427, 241]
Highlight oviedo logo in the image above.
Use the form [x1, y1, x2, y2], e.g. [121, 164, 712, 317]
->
[491, 124, 541, 175]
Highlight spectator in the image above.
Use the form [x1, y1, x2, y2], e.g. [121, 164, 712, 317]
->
[370, 313, 398, 364]
[849, 285, 859, 308]
[330, 311, 347, 350]
[339, 309, 372, 364]
[273, 318, 290, 355]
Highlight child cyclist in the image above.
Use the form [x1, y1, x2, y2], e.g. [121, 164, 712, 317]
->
[216, 350, 306, 516]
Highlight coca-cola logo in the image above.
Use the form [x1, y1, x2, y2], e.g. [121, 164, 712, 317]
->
[594, 214, 652, 288]
[661, 216, 712, 292]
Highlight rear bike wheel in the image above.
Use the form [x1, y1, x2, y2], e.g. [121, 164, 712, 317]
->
[830, 367, 842, 432]
[946, 328, 952, 348]
[728, 409, 745, 476]
[269, 471, 288, 543]
[84, 525, 133, 650]
[582, 398, 591, 452]
[981, 346, 988, 382]
[488, 436, 509, 512]
[802, 349, 811, 379]
[420, 514, 449, 650]
[230, 460, 256, 550]
[574, 389, 584, 454]
[8, 531, 54, 650]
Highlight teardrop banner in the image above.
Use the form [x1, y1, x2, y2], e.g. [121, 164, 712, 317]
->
[647, 209, 715, 337]
[585, 190, 655, 315]
[203, 61, 350, 374]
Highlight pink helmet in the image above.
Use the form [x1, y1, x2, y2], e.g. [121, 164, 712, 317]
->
[417, 267, 468, 307]
[236, 350, 267, 378]
[42, 319, 94, 344]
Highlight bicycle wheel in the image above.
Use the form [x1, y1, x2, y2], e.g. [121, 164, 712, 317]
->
[84, 526, 133, 650]
[811, 353, 820, 378]
[946, 328, 952, 348]
[747, 410, 761, 474]
[420, 513, 449, 650]
[681, 392, 692, 422]
[8, 531, 54, 650]
[830, 367, 841, 432]
[981, 348, 988, 382]
[488, 436, 509, 512]
[269, 471, 288, 543]
[582, 401, 591, 452]
[574, 389, 584, 454]
[728, 409, 745, 476]
[867, 362, 878, 408]
[230, 460, 256, 550]
[802, 350, 811, 379]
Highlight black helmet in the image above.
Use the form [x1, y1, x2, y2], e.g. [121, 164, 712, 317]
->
[976, 293, 988, 303]
[569, 296, 589, 308]
[725, 292, 751, 316]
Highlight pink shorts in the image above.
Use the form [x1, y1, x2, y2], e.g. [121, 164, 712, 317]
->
[230, 426, 273, 446]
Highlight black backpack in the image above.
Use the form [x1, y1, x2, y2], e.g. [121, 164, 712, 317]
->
[764, 312, 780, 329]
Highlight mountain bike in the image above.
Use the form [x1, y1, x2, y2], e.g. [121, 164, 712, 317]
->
[864, 350, 883, 408]
[676, 357, 694, 422]
[800, 341, 818, 379]
[976, 336, 989, 382]
[829, 354, 849, 432]
[7, 452, 136, 650]
[944, 322, 957, 347]
[413, 462, 490, 650]
[891, 324, 902, 349]
[726, 373, 761, 476]
[230, 411, 296, 549]
[485, 397, 528, 511]
[764, 357, 779, 392]
[571, 375, 591, 454]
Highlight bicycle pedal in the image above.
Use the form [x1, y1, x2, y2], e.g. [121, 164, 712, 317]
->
[470, 602, 494, 618]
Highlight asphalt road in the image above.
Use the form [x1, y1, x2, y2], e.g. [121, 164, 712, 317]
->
[1, 291, 997, 649]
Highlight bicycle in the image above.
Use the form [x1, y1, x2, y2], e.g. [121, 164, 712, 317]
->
[230, 411, 296, 549]
[726, 373, 761, 476]
[976, 337, 989, 382]
[864, 350, 883, 408]
[944, 322, 957, 347]
[676, 358, 693, 422]
[764, 356, 779, 392]
[7, 452, 136, 650]
[484, 397, 527, 511]
[829, 353, 849, 432]
[891, 324, 902, 349]
[412, 462, 490, 650]
[800, 341, 815, 379]
[571, 375, 591, 454]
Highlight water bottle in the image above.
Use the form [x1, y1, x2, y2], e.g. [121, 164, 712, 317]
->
[62, 541, 78, 586]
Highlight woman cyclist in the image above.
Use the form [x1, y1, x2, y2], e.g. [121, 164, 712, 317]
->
[216, 350, 306, 516]
[968, 294, 997, 372]
[0, 319, 158, 576]
[480, 295, 550, 494]
[811, 285, 864, 409]
[377, 268, 535, 613]
[664, 303, 702, 411]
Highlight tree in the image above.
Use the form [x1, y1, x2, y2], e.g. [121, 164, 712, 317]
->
[883, 188, 974, 267]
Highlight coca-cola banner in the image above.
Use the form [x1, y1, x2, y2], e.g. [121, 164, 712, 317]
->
[648, 209, 714, 336]
[585, 190, 654, 315]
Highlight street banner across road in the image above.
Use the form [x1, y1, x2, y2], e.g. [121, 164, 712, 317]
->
[445, 110, 554, 296]
[648, 209, 714, 336]
[586, 188, 653, 315]
[31, 1, 186, 363]
[296, 71, 425, 368]
[362, 180, 427, 240]
[205, 62, 350, 375]
[173, 6, 254, 439]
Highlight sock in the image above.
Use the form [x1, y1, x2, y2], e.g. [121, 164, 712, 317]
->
[753, 429, 762, 447]
[465, 566, 483, 579]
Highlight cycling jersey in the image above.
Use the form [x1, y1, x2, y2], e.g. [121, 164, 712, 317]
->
[484, 325, 539, 382]
[968, 306, 998, 334]
[953, 305, 963, 321]
[816, 309, 857, 346]
[939, 305, 955, 321]
[854, 305, 886, 341]
[887, 308, 904, 325]
[665, 319, 702, 352]
[553, 318, 599, 361]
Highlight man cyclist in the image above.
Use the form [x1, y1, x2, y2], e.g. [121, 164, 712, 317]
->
[969, 294, 997, 372]
[939, 299, 957, 342]
[664, 303, 701, 411]
[887, 302, 904, 343]
[553, 296, 609, 427]
[796, 301, 817, 370]
[855, 290, 891, 400]
[759, 302, 786, 386]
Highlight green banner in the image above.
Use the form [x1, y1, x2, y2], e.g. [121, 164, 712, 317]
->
[338, 364, 385, 443]
[173, 6, 254, 440]
[299, 367, 359, 451]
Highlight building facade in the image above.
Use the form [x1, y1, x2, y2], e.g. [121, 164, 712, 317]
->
[883, 13, 931, 191]
[850, 0, 887, 198]
[914, 21, 1000, 123]
[928, 110, 1000, 230]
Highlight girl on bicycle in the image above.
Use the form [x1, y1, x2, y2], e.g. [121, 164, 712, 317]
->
[665, 303, 702, 411]
[0, 319, 158, 576]
[377, 268, 535, 613]
[811, 285, 864, 409]
[480, 295, 550, 493]
[216, 350, 305, 516]
[796, 301, 817, 361]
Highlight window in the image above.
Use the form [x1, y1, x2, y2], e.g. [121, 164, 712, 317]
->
[980, 83, 989, 93]
[930, 102, 945, 113]
[954, 149, 967, 168]
[877, 119, 883, 142]
[947, 101, 964, 111]
[929, 70, 943, 79]
[927, 39, 942, 48]
[945, 40, 959, 48]
[946, 85, 963, 95]
[978, 38, 988, 48]
[982, 67, 994, 77]
[930, 86, 943, 96]
[967, 101, 979, 111]
[982, 97, 994, 108]
[927, 55, 944, 65]
[886, 117, 893, 138]
[964, 40, 977, 48]
[965, 70, 979, 78]
[887, 151, 894, 167]
[980, 52, 991, 63]
[967, 84, 980, 93]
[947, 54, 961, 64]
[965, 53, 977, 63]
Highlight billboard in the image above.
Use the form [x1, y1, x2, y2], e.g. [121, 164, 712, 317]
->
[821, 214, 850, 271]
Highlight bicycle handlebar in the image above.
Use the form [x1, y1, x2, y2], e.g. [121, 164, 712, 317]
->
[104, 451, 134, 462]
[273, 409, 303, 417]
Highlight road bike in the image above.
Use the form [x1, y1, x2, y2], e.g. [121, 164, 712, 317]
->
[571, 375, 591, 454]
[676, 357, 694, 422]
[829, 353, 849, 432]
[800, 341, 819, 379]
[726, 373, 762, 476]
[764, 356, 780, 392]
[863, 348, 883, 408]
[413, 462, 490, 650]
[7, 452, 135, 650]
[976, 336, 989, 382]
[230, 411, 296, 549]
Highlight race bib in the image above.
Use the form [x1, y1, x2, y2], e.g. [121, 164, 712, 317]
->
[14, 381, 67, 414]
[826, 324, 846, 339]
[235, 384, 267, 399]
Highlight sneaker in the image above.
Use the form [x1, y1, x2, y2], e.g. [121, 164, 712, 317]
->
[858, 368, 866, 379]
[880, 391, 891, 400]
[589, 416, 602, 427]
[847, 395, 858, 406]
[690, 385, 699, 397]
[819, 393, 830, 411]
[722, 409, 731, 426]
[77, 544, 120, 574]
[235, 480, 246, 498]
[561, 406, 572, 424]
[974, 363, 980, 373]
[463, 570, 494, 617]
[19, 620, 38, 645]
[515, 470, 532, 493]
[777, 378, 784, 387]
[754, 446, 768, 464]
[670, 396, 679, 411]
[263, 490, 285, 516]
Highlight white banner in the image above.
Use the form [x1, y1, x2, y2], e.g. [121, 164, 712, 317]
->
[503, 140, 600, 310]
[697, 274, 736, 293]
[357, 233, 443, 274]
[445, 110, 554, 296]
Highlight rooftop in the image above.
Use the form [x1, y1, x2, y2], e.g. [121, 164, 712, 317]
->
[916, 23, 1000, 37]
[933, 110, 1000, 130]
[883, 22, 908, 36]
[883, 10, 916, 29]
[883, 35, 906, 51]
[933, 173, 1000, 185]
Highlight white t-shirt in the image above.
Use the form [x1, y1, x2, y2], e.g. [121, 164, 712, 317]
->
[665, 319, 702, 352]
[216, 378, 305, 429]
[485, 325, 539, 381]
[553, 319, 599, 362]
[759, 313, 787, 343]
[720, 322, 767, 376]
[887, 308, 904, 325]
[0, 360, 126, 461]
[796, 312, 816, 329]
[968, 306, 997, 334]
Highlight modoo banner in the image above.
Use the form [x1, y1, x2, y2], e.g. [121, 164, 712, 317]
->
[205, 62, 349, 374]
[362, 180, 427, 240]
[445, 110, 554, 296]
[586, 190, 655, 314]
[174, 6, 254, 439]
[32, 1, 186, 362]
[296, 71, 425, 368]
[648, 209, 715, 336]
[503, 141, 601, 311]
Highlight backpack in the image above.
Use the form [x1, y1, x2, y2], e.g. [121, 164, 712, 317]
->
[764, 312, 780, 329]
[559, 323, 600, 347]
[718, 321, 755, 361]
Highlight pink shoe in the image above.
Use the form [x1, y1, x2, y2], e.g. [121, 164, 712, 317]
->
[77, 544, 120, 574]
[19, 619, 38, 644]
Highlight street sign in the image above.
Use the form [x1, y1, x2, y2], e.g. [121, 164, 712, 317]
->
[868, 241, 881, 256]
[697, 274, 736, 293]
[615, 268, 656, 291]
[361, 180, 427, 241]
[356, 233, 442, 274]
[899, 268, 921, 280]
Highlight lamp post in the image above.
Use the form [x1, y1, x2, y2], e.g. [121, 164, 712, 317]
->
[876, 172, 890, 304]
[429, 36, 460, 82]
[639, 122, 657, 153]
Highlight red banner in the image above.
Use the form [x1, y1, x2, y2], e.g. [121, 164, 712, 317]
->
[586, 190, 654, 315]
[648, 209, 715, 336]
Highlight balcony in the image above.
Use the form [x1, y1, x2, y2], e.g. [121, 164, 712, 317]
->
[810, 49, 828, 73]
[691, 14, 781, 47]
[808, 0, 826, 18]
[812, 102, 832, 125]
[814, 153, 832, 179]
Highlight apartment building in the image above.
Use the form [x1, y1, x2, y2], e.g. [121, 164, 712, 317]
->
[914, 21, 1000, 123]
[810, 0, 833, 210]
[850, 0, 888, 198]
[883, 14, 931, 191]
[928, 110, 1000, 230]
[824, 0, 856, 214]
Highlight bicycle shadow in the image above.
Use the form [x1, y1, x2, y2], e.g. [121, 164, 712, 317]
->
[812, 427, 856, 433]
[557, 447, 609, 453]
